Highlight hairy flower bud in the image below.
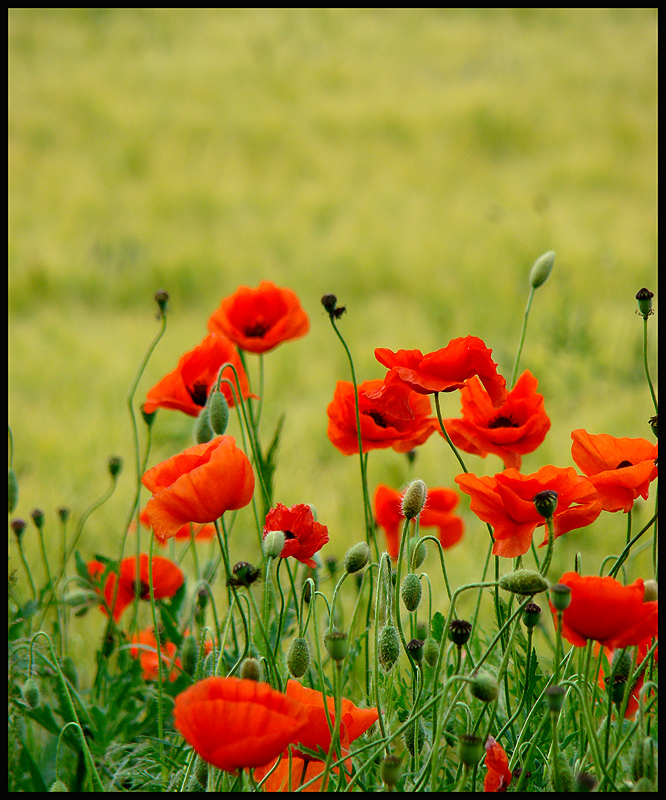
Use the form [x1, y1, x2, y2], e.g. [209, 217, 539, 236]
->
[410, 538, 427, 570]
[207, 389, 230, 436]
[529, 250, 555, 289]
[401, 572, 422, 612]
[423, 636, 440, 667]
[378, 624, 400, 671]
[404, 718, 426, 757]
[195, 408, 214, 444]
[240, 657, 262, 682]
[643, 579, 658, 603]
[263, 530, 286, 559]
[499, 569, 549, 596]
[402, 479, 427, 519]
[344, 541, 371, 574]
[470, 670, 498, 703]
[287, 637, 310, 678]
[380, 754, 402, 788]
[22, 677, 40, 709]
[181, 634, 199, 677]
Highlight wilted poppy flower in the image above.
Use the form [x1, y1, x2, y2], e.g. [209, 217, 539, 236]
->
[136, 507, 216, 544]
[484, 736, 511, 792]
[263, 503, 329, 568]
[207, 281, 310, 354]
[455, 465, 601, 558]
[143, 333, 254, 417]
[441, 371, 550, 470]
[373, 484, 464, 559]
[327, 379, 436, 456]
[550, 572, 658, 649]
[571, 429, 658, 513]
[373, 336, 507, 407]
[142, 436, 255, 542]
[173, 676, 309, 773]
[87, 554, 184, 621]
[130, 627, 181, 681]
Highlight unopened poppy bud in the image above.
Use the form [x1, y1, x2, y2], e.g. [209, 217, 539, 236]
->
[195, 408, 214, 444]
[549, 583, 572, 612]
[287, 637, 310, 678]
[643, 579, 658, 602]
[207, 389, 229, 435]
[410, 538, 426, 570]
[8, 468, 18, 513]
[324, 555, 337, 577]
[107, 456, 123, 479]
[57, 506, 71, 524]
[181, 634, 199, 676]
[415, 619, 428, 640]
[522, 601, 542, 629]
[61, 656, 78, 690]
[449, 618, 472, 646]
[193, 755, 209, 789]
[22, 677, 40, 709]
[458, 733, 483, 767]
[324, 630, 348, 662]
[470, 669, 498, 702]
[140, 404, 158, 427]
[635, 288, 654, 319]
[344, 541, 370, 573]
[31, 508, 45, 530]
[404, 718, 426, 756]
[574, 772, 598, 792]
[632, 736, 656, 783]
[401, 573, 422, 612]
[548, 751, 574, 792]
[154, 289, 170, 314]
[545, 685, 566, 714]
[240, 656, 262, 682]
[529, 250, 555, 289]
[423, 636, 439, 667]
[263, 530, 286, 559]
[379, 754, 402, 788]
[49, 779, 69, 792]
[406, 638, 424, 664]
[402, 479, 427, 519]
[378, 624, 400, 671]
[499, 569, 549, 596]
[606, 674, 627, 705]
[533, 489, 558, 519]
[11, 518, 27, 541]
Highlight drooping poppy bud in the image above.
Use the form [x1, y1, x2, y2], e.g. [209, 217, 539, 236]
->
[401, 572, 422, 612]
[499, 569, 549, 597]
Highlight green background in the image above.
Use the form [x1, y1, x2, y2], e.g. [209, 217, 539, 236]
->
[10, 10, 657, 625]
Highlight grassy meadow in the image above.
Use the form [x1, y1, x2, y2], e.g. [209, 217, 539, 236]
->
[10, 7, 657, 640]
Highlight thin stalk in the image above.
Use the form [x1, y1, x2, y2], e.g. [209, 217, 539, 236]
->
[511, 285, 536, 389]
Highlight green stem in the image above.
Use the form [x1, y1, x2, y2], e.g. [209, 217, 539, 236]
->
[511, 285, 536, 389]
[433, 392, 468, 474]
[642, 317, 658, 414]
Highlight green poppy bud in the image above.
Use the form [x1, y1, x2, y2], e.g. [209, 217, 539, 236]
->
[22, 677, 40, 709]
[263, 530, 286, 559]
[423, 636, 439, 667]
[207, 389, 229, 435]
[499, 569, 549, 597]
[410, 538, 426, 570]
[379, 754, 402, 788]
[287, 637, 310, 678]
[181, 634, 199, 677]
[404, 718, 426, 756]
[344, 542, 371, 574]
[470, 669, 498, 703]
[11, 518, 27, 542]
[140, 404, 158, 427]
[643, 579, 658, 602]
[195, 408, 214, 444]
[8, 468, 18, 513]
[31, 508, 45, 530]
[240, 657, 262, 682]
[529, 250, 555, 289]
[401, 572, 422, 612]
[324, 630, 348, 663]
[402, 479, 427, 519]
[378, 624, 401, 671]
[458, 734, 483, 767]
[549, 583, 572, 612]
[61, 656, 78, 690]
[632, 736, 656, 783]
[193, 755, 209, 790]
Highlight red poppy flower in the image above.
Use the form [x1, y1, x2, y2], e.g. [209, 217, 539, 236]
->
[207, 281, 310, 354]
[455, 465, 601, 558]
[142, 436, 255, 542]
[373, 484, 464, 559]
[550, 572, 658, 649]
[373, 336, 507, 407]
[174, 676, 310, 773]
[440, 371, 550, 470]
[136, 507, 216, 544]
[87, 555, 184, 621]
[255, 756, 342, 792]
[263, 503, 329, 568]
[484, 736, 511, 792]
[143, 333, 254, 417]
[130, 627, 181, 681]
[327, 379, 436, 456]
[571, 429, 658, 513]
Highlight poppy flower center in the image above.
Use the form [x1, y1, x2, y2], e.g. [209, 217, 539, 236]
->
[187, 381, 208, 407]
[133, 580, 152, 600]
[363, 410, 388, 428]
[244, 318, 271, 338]
[282, 530, 296, 539]
[488, 414, 518, 429]
[616, 460, 633, 469]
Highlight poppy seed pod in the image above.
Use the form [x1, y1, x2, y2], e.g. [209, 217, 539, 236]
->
[324, 630, 348, 662]
[522, 602, 542, 630]
[154, 289, 170, 314]
[458, 733, 484, 767]
[499, 569, 549, 597]
[402, 479, 427, 519]
[378, 624, 401, 671]
[529, 250, 555, 289]
[108, 456, 123, 479]
[545, 685, 566, 714]
[533, 489, 558, 519]
[401, 572, 422, 612]
[449, 618, 472, 646]
[635, 287, 654, 319]
[380, 754, 402, 788]
[287, 637, 310, 678]
[549, 582, 572, 612]
[344, 541, 371, 574]
[470, 670, 498, 703]
[207, 389, 230, 436]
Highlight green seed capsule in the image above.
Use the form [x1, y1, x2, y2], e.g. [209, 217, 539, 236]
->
[181, 634, 199, 677]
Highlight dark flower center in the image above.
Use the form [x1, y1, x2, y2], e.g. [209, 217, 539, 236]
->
[616, 460, 633, 469]
[364, 410, 388, 428]
[488, 414, 518, 429]
[133, 580, 151, 600]
[283, 530, 296, 540]
[187, 381, 208, 407]
[244, 318, 270, 338]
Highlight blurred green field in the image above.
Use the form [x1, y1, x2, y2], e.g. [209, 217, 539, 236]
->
[10, 9, 657, 627]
